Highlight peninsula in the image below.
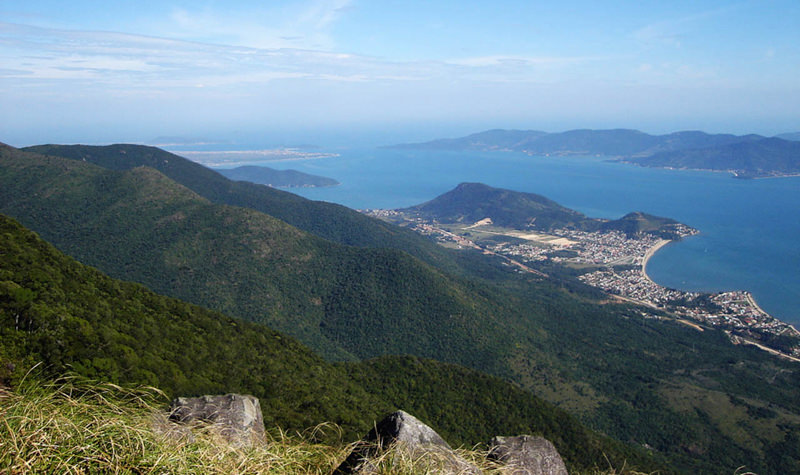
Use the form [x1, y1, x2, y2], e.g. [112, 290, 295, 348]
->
[363, 183, 800, 360]
[218, 165, 339, 188]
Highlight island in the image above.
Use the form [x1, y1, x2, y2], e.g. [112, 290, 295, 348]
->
[362, 183, 800, 361]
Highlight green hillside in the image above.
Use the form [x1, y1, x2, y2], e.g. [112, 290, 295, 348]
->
[0, 213, 385, 436]
[3, 143, 800, 473]
[404, 182, 593, 230]
[0, 213, 661, 472]
[628, 137, 800, 178]
[22, 143, 455, 269]
[1, 144, 519, 365]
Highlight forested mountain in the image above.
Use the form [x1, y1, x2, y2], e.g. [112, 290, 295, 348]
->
[626, 137, 800, 178]
[3, 143, 800, 473]
[404, 183, 686, 238]
[0, 213, 658, 472]
[22, 144, 455, 269]
[392, 128, 764, 157]
[217, 165, 339, 187]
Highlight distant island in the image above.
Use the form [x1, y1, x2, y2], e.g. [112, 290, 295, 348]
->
[391, 129, 800, 179]
[622, 137, 800, 179]
[218, 165, 339, 188]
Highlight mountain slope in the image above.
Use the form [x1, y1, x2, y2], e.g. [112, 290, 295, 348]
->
[22, 144, 455, 269]
[0, 213, 386, 436]
[0, 213, 664, 472]
[0, 144, 523, 369]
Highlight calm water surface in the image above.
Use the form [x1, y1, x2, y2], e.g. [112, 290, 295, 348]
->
[218, 148, 800, 325]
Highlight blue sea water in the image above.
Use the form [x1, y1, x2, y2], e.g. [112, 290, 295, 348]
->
[216, 148, 800, 326]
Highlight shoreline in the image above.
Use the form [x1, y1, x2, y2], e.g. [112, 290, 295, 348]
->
[641, 238, 671, 283]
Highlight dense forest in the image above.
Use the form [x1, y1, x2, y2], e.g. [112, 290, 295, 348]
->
[0, 213, 661, 472]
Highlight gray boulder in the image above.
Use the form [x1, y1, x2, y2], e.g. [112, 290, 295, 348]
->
[488, 435, 568, 475]
[335, 410, 480, 474]
[168, 394, 265, 447]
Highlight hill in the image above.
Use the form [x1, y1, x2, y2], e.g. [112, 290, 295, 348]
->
[21, 144, 454, 270]
[403, 182, 688, 238]
[391, 129, 764, 157]
[776, 132, 800, 141]
[403, 182, 591, 230]
[4, 143, 800, 473]
[218, 165, 339, 188]
[0, 144, 518, 365]
[0, 213, 385, 436]
[625, 137, 800, 178]
[0, 213, 661, 472]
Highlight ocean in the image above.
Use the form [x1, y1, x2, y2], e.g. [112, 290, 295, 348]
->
[205, 147, 800, 326]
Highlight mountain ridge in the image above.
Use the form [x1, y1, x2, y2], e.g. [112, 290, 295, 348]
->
[390, 128, 766, 157]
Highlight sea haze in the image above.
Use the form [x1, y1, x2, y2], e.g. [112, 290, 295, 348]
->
[198, 147, 800, 326]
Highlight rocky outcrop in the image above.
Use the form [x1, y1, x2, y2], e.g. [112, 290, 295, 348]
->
[160, 398, 569, 473]
[488, 435, 568, 475]
[167, 394, 265, 447]
[334, 410, 481, 474]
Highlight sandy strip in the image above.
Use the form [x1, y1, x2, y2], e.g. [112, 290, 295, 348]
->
[641, 239, 671, 283]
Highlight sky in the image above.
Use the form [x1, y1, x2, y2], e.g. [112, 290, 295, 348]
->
[1, 0, 799, 146]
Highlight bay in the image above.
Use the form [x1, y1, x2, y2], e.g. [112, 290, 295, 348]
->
[213, 148, 800, 326]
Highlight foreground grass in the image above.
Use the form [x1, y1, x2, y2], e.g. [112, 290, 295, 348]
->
[0, 375, 653, 474]
[0, 375, 349, 474]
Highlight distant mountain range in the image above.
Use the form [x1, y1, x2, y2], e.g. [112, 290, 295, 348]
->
[403, 182, 688, 238]
[776, 132, 800, 141]
[392, 129, 800, 178]
[218, 165, 339, 188]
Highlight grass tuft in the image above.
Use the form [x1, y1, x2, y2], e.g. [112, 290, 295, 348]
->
[0, 373, 652, 474]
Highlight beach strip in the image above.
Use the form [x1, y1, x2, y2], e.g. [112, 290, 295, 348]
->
[641, 239, 671, 283]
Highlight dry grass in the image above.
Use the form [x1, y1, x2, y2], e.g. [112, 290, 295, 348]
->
[0, 374, 345, 474]
[0, 373, 654, 474]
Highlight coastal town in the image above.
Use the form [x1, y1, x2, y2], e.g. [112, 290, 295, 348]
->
[362, 208, 800, 360]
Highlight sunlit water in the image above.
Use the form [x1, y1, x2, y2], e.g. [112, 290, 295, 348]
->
[209, 148, 800, 326]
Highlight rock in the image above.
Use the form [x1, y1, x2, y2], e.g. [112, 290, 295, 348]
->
[168, 394, 265, 447]
[334, 410, 480, 474]
[488, 435, 568, 475]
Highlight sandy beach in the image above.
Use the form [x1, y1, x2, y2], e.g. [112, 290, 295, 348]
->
[641, 239, 671, 282]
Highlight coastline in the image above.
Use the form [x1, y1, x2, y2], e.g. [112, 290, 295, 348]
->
[641, 238, 671, 283]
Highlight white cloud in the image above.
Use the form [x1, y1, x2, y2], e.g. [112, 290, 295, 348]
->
[163, 0, 352, 50]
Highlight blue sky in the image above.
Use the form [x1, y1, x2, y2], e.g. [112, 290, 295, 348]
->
[1, 0, 799, 145]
